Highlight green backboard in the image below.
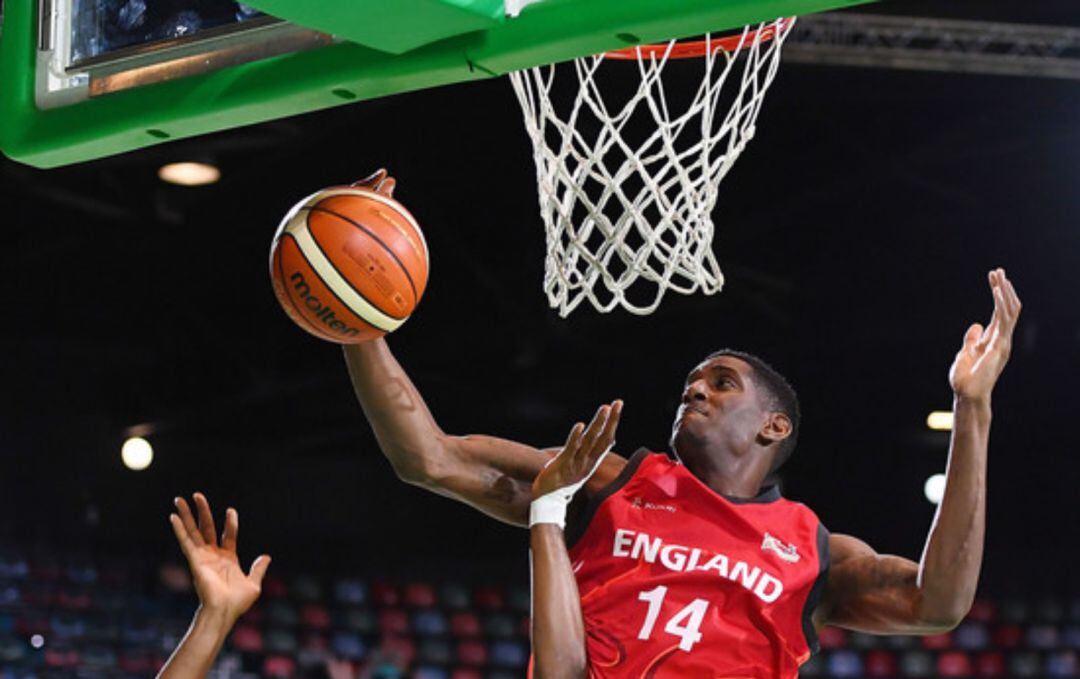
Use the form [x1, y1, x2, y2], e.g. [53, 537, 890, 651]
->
[0, 0, 872, 168]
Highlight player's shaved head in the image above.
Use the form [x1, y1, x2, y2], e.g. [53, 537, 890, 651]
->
[705, 349, 800, 473]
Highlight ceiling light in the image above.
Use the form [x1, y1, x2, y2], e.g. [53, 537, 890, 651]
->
[158, 162, 220, 186]
[926, 410, 953, 431]
[121, 436, 154, 471]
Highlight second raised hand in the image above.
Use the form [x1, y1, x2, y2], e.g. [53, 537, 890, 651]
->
[530, 400, 623, 526]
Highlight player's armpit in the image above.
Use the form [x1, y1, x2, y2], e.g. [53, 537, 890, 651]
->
[816, 534, 957, 636]
[431, 436, 626, 527]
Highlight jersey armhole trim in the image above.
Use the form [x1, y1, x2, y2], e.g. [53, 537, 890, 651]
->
[802, 522, 831, 658]
[564, 447, 652, 550]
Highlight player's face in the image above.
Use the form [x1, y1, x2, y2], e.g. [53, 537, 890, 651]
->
[670, 356, 769, 455]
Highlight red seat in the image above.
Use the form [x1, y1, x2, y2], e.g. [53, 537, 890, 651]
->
[240, 605, 265, 625]
[55, 588, 91, 611]
[405, 582, 437, 608]
[302, 632, 330, 651]
[379, 608, 410, 635]
[450, 670, 483, 679]
[974, 651, 1006, 677]
[301, 604, 332, 630]
[818, 626, 847, 650]
[473, 586, 505, 611]
[457, 640, 488, 666]
[921, 631, 953, 650]
[967, 599, 996, 623]
[991, 624, 1023, 649]
[230, 623, 265, 653]
[381, 635, 417, 666]
[32, 562, 61, 582]
[15, 614, 48, 636]
[372, 582, 401, 608]
[43, 645, 80, 669]
[937, 651, 974, 677]
[262, 574, 289, 599]
[450, 612, 481, 638]
[865, 649, 898, 677]
[119, 650, 159, 673]
[263, 654, 297, 678]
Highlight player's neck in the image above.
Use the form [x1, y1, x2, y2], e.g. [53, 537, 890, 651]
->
[680, 448, 769, 499]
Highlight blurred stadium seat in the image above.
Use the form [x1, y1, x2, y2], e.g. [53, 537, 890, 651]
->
[0, 548, 1076, 677]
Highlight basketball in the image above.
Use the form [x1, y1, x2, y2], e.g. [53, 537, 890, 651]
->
[269, 173, 428, 344]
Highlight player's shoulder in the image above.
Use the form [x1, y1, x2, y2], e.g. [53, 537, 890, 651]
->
[827, 533, 876, 564]
[581, 447, 669, 496]
[584, 450, 631, 495]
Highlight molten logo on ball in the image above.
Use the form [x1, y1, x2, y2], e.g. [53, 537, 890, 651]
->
[289, 272, 361, 338]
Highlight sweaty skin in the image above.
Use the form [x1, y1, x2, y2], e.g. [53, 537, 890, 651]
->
[343, 268, 1020, 640]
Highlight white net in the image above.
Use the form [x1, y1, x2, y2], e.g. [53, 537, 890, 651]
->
[509, 19, 794, 316]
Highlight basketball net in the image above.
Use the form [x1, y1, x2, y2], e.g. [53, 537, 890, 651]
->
[509, 19, 794, 316]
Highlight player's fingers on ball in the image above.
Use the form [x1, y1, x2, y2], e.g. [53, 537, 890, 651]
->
[174, 497, 205, 546]
[193, 493, 218, 546]
[221, 508, 239, 553]
[248, 555, 272, 587]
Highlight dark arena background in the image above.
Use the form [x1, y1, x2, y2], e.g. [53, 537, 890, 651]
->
[2, 0, 1079, 677]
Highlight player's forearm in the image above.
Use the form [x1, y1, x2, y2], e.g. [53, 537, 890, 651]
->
[157, 606, 233, 679]
[916, 395, 990, 626]
[531, 524, 587, 679]
[343, 339, 449, 483]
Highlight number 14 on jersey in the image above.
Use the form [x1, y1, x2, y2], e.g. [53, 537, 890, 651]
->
[637, 586, 710, 652]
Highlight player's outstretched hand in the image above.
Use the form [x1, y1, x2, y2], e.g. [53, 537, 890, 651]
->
[533, 400, 623, 499]
[351, 168, 396, 197]
[170, 493, 270, 626]
[949, 268, 1021, 402]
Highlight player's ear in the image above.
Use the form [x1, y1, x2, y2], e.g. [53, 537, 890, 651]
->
[759, 412, 792, 446]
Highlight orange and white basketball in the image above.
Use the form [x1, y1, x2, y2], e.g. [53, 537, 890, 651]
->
[269, 182, 429, 343]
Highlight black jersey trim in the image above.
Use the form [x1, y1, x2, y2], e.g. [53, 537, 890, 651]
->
[564, 447, 652, 550]
[801, 522, 831, 658]
[722, 484, 781, 504]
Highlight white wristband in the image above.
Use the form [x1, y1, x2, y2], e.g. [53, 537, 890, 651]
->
[528, 449, 612, 528]
[529, 490, 574, 528]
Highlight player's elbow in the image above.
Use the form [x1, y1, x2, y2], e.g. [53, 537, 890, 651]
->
[385, 439, 455, 488]
[917, 599, 971, 633]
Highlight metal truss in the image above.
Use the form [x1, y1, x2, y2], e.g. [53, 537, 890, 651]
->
[785, 13, 1080, 80]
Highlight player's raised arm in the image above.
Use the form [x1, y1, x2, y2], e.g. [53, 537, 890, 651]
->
[158, 493, 270, 679]
[530, 401, 622, 679]
[819, 269, 1021, 634]
[344, 339, 627, 526]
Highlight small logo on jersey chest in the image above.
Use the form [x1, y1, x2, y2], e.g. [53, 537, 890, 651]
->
[629, 496, 676, 513]
[761, 532, 800, 563]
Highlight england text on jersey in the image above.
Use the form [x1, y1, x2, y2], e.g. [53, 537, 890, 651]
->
[611, 528, 783, 603]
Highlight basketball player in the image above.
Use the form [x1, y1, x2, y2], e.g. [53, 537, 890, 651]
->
[343, 260, 1020, 676]
[158, 493, 270, 679]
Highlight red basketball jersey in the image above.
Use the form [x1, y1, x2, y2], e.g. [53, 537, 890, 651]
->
[563, 449, 829, 678]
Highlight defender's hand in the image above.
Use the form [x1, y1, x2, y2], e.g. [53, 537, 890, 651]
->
[170, 493, 270, 625]
[533, 400, 622, 499]
[949, 268, 1021, 402]
[351, 168, 396, 197]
